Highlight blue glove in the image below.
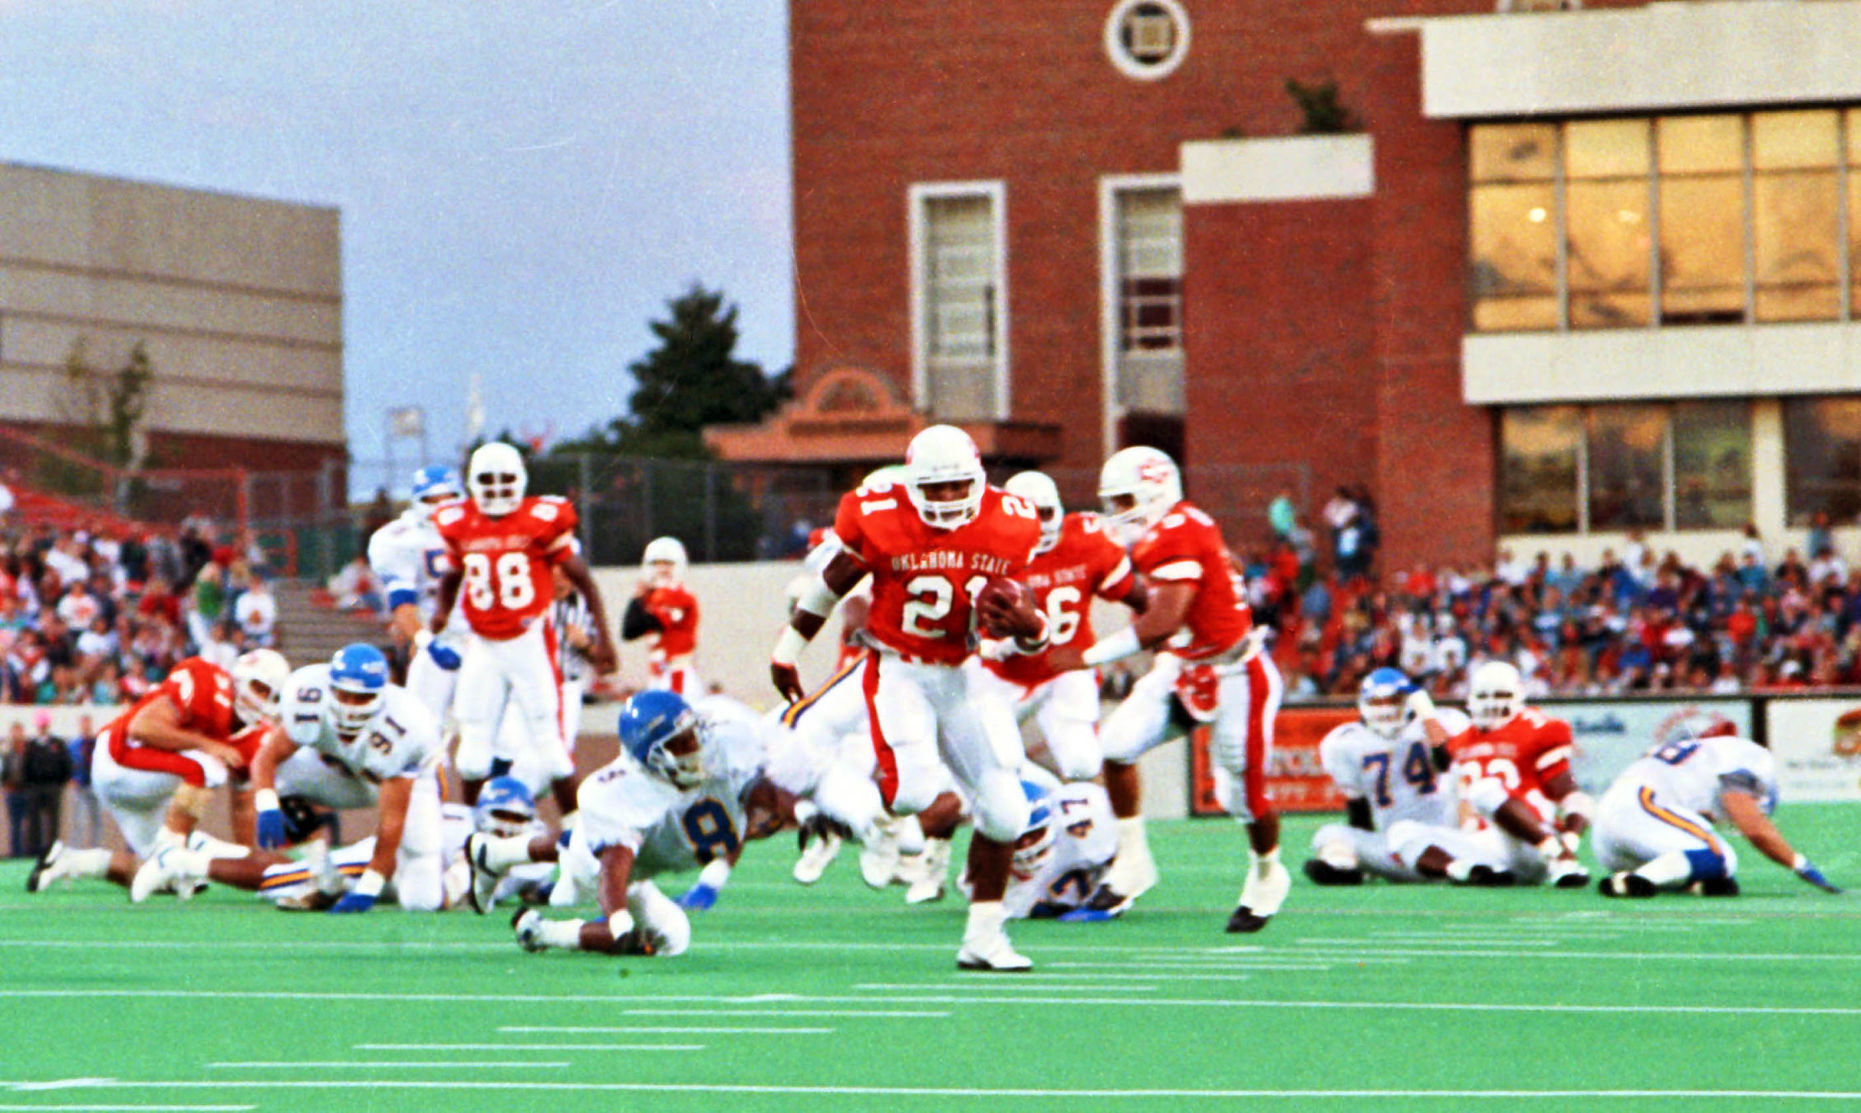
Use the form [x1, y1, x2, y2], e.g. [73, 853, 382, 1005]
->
[256, 807, 287, 850]
[1796, 859, 1842, 894]
[330, 890, 378, 914]
[427, 640, 462, 671]
[1057, 907, 1117, 924]
[677, 883, 719, 911]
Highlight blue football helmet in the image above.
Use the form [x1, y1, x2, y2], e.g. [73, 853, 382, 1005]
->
[326, 643, 389, 738]
[1012, 780, 1055, 875]
[475, 776, 536, 838]
[410, 465, 464, 521]
[617, 690, 706, 789]
[1357, 667, 1411, 738]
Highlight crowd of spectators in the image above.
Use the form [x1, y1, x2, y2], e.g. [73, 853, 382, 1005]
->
[0, 516, 277, 708]
[1247, 521, 1861, 701]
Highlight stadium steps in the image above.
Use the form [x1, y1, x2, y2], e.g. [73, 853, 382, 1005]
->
[270, 578, 388, 665]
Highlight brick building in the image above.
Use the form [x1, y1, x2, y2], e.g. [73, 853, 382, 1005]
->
[707, 0, 1861, 575]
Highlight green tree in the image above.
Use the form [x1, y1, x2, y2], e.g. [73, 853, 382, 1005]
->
[48, 339, 155, 502]
[542, 284, 792, 563]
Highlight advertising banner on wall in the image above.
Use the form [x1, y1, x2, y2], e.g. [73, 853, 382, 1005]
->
[1553, 699, 1751, 794]
[1765, 699, 1861, 803]
[1190, 700, 1752, 816]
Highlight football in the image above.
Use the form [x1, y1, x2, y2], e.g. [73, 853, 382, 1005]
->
[975, 576, 1034, 637]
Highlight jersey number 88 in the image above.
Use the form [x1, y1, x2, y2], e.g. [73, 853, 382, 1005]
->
[462, 552, 536, 611]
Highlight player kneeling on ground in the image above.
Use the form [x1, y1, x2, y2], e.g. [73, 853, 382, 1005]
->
[958, 779, 1120, 919]
[468, 690, 793, 957]
[1308, 669, 1514, 886]
[1594, 722, 1839, 898]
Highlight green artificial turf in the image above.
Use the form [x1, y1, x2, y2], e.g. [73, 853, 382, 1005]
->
[1, 806, 1857, 1112]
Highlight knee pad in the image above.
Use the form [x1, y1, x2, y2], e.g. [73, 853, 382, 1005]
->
[1464, 777, 1511, 818]
[1683, 848, 1729, 882]
[883, 745, 943, 816]
[971, 770, 1030, 843]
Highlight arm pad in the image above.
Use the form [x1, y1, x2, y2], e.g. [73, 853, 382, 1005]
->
[792, 574, 841, 619]
[1556, 791, 1593, 824]
[1464, 776, 1512, 818]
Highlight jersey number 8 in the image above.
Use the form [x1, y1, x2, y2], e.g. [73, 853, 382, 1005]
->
[462, 552, 536, 612]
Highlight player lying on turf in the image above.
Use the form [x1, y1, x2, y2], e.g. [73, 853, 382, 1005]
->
[466, 690, 796, 956]
[133, 776, 552, 912]
[957, 779, 1120, 919]
[1306, 668, 1515, 886]
[1593, 722, 1840, 898]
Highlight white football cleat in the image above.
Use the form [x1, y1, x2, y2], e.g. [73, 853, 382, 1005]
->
[858, 819, 902, 889]
[1546, 855, 1591, 889]
[792, 827, 842, 885]
[903, 839, 951, 905]
[26, 840, 66, 893]
[466, 833, 503, 914]
[130, 848, 190, 904]
[956, 930, 1032, 972]
[511, 908, 548, 952]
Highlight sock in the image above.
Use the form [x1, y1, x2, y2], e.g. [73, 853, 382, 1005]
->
[895, 814, 925, 856]
[66, 848, 112, 878]
[1116, 817, 1150, 867]
[1445, 857, 1475, 883]
[483, 834, 536, 871]
[153, 826, 186, 852]
[964, 899, 1007, 941]
[188, 832, 248, 860]
[1637, 851, 1695, 888]
[540, 918, 585, 950]
[1249, 846, 1282, 879]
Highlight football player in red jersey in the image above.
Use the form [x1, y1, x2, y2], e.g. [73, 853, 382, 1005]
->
[432, 442, 618, 813]
[970, 471, 1147, 781]
[623, 535, 702, 695]
[1048, 446, 1291, 933]
[770, 425, 1051, 970]
[1433, 660, 1591, 887]
[27, 649, 289, 896]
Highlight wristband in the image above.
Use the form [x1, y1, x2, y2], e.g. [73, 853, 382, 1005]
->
[413, 627, 433, 651]
[772, 625, 809, 667]
[353, 869, 387, 898]
[1406, 689, 1437, 721]
[602, 909, 637, 938]
[697, 858, 732, 889]
[1081, 626, 1142, 667]
[1793, 853, 1808, 871]
[255, 788, 280, 813]
[1013, 611, 1052, 654]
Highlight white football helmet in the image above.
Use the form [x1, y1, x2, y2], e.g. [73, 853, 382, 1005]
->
[1098, 446, 1183, 543]
[1467, 660, 1524, 731]
[903, 425, 985, 529]
[1004, 471, 1063, 555]
[467, 442, 527, 518]
[231, 648, 290, 726]
[642, 536, 688, 585]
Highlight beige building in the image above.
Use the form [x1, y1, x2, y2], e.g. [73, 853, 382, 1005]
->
[0, 162, 344, 477]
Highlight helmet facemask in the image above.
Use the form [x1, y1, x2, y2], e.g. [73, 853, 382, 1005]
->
[904, 425, 986, 530]
[467, 443, 527, 518]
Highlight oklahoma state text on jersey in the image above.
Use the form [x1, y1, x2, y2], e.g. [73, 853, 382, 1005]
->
[1130, 501, 1250, 660]
[1447, 706, 1575, 828]
[987, 512, 1134, 686]
[833, 481, 1042, 667]
[433, 496, 578, 639]
[103, 656, 238, 769]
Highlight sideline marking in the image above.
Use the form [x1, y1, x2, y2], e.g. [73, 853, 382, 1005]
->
[6, 1080, 1861, 1100]
[353, 1043, 705, 1052]
[207, 1062, 570, 1070]
[620, 1008, 948, 1018]
[498, 1025, 834, 1035]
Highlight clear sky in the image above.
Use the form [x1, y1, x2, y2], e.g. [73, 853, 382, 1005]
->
[0, 1, 795, 493]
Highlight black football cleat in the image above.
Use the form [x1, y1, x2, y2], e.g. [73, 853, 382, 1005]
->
[1302, 858, 1365, 886]
[1692, 876, 1741, 897]
[1464, 865, 1517, 888]
[1225, 904, 1271, 934]
[1598, 871, 1657, 898]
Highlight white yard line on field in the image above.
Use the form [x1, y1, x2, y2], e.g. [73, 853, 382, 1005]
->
[496, 1026, 834, 1035]
[352, 1043, 705, 1052]
[205, 1062, 570, 1070]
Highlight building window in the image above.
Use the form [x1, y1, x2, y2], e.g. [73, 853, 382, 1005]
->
[1783, 396, 1861, 526]
[1499, 401, 1752, 534]
[1470, 109, 1854, 333]
[910, 183, 1006, 421]
[1108, 183, 1184, 416]
[1103, 0, 1190, 82]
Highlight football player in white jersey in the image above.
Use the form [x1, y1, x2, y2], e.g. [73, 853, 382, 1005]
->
[1594, 723, 1841, 898]
[252, 644, 447, 912]
[467, 690, 795, 956]
[1307, 668, 1513, 885]
[367, 465, 467, 718]
[960, 780, 1120, 919]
